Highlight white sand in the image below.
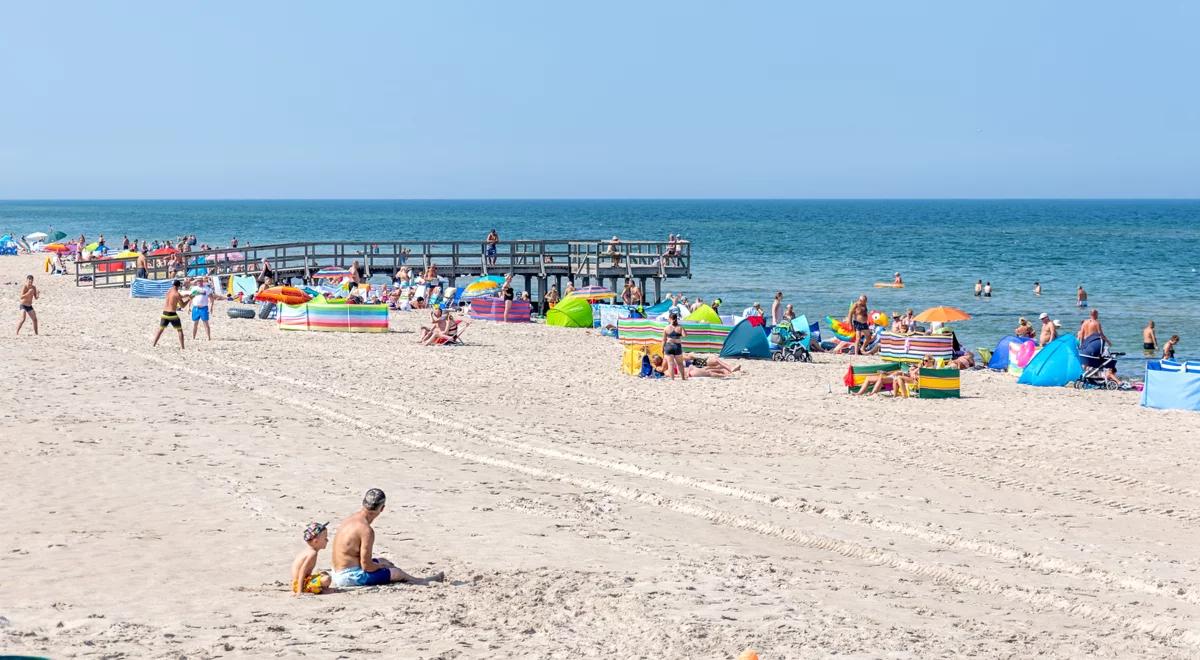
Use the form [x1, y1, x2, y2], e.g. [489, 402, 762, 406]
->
[2, 254, 1199, 658]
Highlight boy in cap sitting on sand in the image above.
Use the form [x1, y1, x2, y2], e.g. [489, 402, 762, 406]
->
[290, 522, 333, 595]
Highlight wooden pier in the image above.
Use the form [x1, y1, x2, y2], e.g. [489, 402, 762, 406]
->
[75, 239, 692, 302]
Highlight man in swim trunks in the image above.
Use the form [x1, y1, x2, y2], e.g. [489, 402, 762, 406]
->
[1037, 312, 1056, 346]
[1143, 320, 1158, 355]
[135, 250, 149, 279]
[850, 296, 870, 354]
[485, 229, 499, 265]
[1077, 285, 1088, 307]
[190, 278, 214, 340]
[330, 488, 443, 588]
[1076, 309, 1109, 368]
[16, 274, 39, 336]
[152, 280, 192, 349]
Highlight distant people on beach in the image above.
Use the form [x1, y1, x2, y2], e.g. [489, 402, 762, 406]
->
[1077, 285, 1088, 307]
[1143, 321, 1158, 355]
[16, 274, 39, 336]
[771, 291, 783, 325]
[330, 488, 443, 588]
[190, 277, 214, 341]
[153, 280, 192, 349]
[501, 273, 515, 322]
[1015, 317, 1034, 338]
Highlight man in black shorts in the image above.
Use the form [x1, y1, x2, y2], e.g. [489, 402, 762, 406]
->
[153, 280, 192, 349]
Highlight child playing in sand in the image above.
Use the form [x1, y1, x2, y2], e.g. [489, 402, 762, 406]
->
[291, 522, 332, 595]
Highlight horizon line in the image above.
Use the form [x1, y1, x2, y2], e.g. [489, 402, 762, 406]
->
[3, 197, 1200, 203]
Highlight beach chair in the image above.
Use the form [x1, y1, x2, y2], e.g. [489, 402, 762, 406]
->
[917, 367, 961, 399]
[845, 363, 901, 393]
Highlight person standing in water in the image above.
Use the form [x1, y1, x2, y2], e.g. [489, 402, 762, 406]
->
[16, 275, 39, 336]
[153, 280, 192, 349]
[1077, 285, 1088, 307]
[1143, 321, 1158, 355]
[983, 281, 992, 298]
[1033, 281, 1041, 296]
[1163, 335, 1179, 360]
[974, 280, 983, 297]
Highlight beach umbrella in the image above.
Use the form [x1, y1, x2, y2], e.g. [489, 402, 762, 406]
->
[84, 241, 100, 251]
[914, 306, 972, 323]
[44, 243, 71, 253]
[462, 278, 501, 300]
[150, 247, 179, 256]
[215, 250, 245, 262]
[50, 231, 67, 241]
[313, 266, 352, 279]
[114, 250, 140, 259]
[255, 286, 312, 305]
[25, 232, 48, 242]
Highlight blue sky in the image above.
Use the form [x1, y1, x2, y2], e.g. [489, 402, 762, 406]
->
[1, 1, 1197, 198]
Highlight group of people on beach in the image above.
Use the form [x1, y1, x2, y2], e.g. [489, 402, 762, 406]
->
[291, 488, 443, 595]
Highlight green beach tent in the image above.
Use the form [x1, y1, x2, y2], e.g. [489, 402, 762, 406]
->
[685, 303, 721, 324]
[546, 296, 593, 328]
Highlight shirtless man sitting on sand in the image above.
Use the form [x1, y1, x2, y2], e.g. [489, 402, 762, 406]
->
[330, 488, 444, 588]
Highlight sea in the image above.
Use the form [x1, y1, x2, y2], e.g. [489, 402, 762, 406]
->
[3, 199, 1197, 375]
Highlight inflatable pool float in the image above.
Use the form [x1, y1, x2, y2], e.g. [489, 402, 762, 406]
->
[873, 282, 904, 288]
[255, 286, 311, 305]
[825, 316, 855, 342]
[227, 307, 256, 319]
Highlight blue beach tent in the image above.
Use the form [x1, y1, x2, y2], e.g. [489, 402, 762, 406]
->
[988, 335, 1035, 370]
[721, 318, 773, 359]
[1018, 335, 1083, 387]
[1141, 360, 1200, 411]
[644, 299, 672, 316]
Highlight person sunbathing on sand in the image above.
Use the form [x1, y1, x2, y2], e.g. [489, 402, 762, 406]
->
[683, 353, 742, 377]
[330, 489, 443, 588]
[855, 359, 924, 396]
[291, 522, 332, 595]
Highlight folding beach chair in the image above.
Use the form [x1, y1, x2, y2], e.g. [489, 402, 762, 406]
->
[433, 318, 468, 345]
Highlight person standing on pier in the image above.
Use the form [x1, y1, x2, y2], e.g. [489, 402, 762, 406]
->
[485, 229, 499, 266]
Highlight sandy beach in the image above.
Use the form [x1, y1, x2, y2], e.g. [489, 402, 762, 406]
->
[3, 253, 1200, 658]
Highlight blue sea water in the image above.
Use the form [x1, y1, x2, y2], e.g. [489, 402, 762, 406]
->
[3, 199, 1198, 374]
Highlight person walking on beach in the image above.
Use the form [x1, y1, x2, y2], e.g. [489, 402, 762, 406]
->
[485, 229, 499, 266]
[190, 278, 214, 341]
[16, 275, 39, 336]
[136, 251, 149, 279]
[1163, 335, 1179, 360]
[661, 312, 688, 380]
[1038, 312, 1056, 346]
[1034, 281, 1042, 296]
[771, 291, 783, 326]
[850, 296, 870, 354]
[330, 488, 443, 588]
[1077, 285, 1088, 307]
[153, 280, 192, 349]
[1143, 321, 1158, 355]
[974, 280, 983, 297]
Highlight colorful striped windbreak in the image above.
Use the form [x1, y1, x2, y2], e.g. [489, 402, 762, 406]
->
[918, 367, 961, 398]
[879, 332, 954, 364]
[616, 318, 731, 353]
[278, 303, 389, 333]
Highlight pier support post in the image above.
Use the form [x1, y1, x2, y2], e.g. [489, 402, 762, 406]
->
[653, 278, 662, 304]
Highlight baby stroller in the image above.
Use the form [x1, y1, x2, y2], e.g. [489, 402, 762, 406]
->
[1074, 346, 1126, 390]
[770, 320, 812, 362]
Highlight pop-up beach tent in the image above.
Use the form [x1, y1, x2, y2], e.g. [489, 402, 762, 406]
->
[546, 295, 593, 328]
[685, 304, 721, 324]
[1141, 360, 1200, 411]
[1018, 335, 1082, 387]
[720, 318, 773, 359]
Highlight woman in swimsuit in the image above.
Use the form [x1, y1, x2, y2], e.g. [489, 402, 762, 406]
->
[661, 312, 688, 380]
[501, 273, 515, 322]
[1015, 318, 1034, 338]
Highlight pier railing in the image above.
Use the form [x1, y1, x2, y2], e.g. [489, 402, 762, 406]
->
[73, 239, 691, 294]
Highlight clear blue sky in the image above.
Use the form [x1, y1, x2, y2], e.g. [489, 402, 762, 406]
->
[1, 1, 1197, 198]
